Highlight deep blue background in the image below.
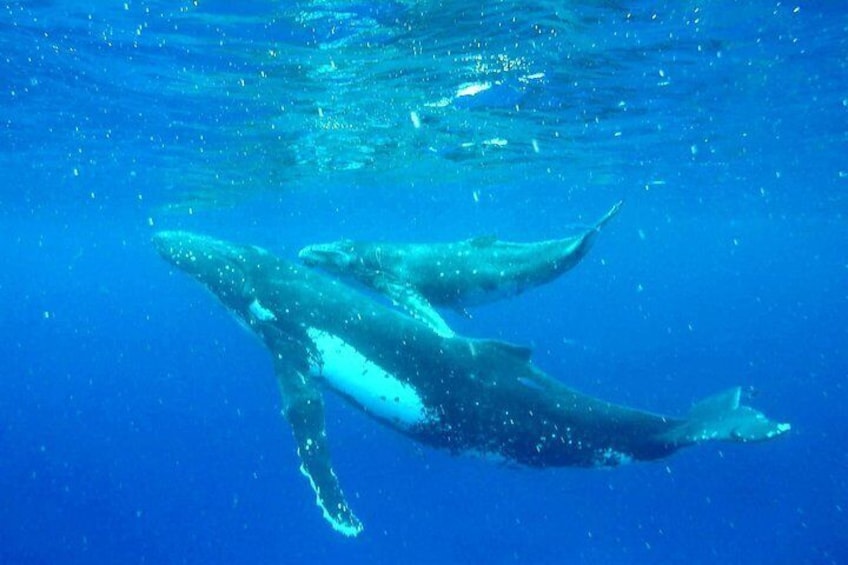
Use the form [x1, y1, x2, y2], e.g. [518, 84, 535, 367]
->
[2, 1, 846, 563]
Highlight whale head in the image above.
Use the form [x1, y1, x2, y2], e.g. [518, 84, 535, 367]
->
[153, 230, 272, 314]
[298, 240, 357, 272]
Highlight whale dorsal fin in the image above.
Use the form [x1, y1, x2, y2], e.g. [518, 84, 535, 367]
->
[375, 277, 456, 338]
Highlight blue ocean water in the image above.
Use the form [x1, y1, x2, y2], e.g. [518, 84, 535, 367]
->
[1, 1, 846, 563]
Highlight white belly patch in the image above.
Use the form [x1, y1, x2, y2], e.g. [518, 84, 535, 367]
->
[306, 328, 435, 428]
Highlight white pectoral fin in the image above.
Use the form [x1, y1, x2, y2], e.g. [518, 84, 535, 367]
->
[407, 299, 455, 338]
[381, 279, 455, 338]
[275, 365, 363, 537]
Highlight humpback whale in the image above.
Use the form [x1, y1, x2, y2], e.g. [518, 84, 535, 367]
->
[298, 201, 622, 336]
[154, 230, 789, 537]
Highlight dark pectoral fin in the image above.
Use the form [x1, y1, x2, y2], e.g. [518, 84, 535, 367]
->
[276, 365, 363, 537]
[379, 279, 455, 338]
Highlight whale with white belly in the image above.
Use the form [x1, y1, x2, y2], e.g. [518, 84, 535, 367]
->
[154, 230, 790, 537]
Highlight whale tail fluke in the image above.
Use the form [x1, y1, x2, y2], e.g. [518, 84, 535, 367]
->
[557, 201, 624, 260]
[594, 200, 623, 232]
[665, 387, 791, 446]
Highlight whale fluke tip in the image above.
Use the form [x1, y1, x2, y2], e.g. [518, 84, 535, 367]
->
[666, 387, 790, 445]
[595, 200, 623, 231]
